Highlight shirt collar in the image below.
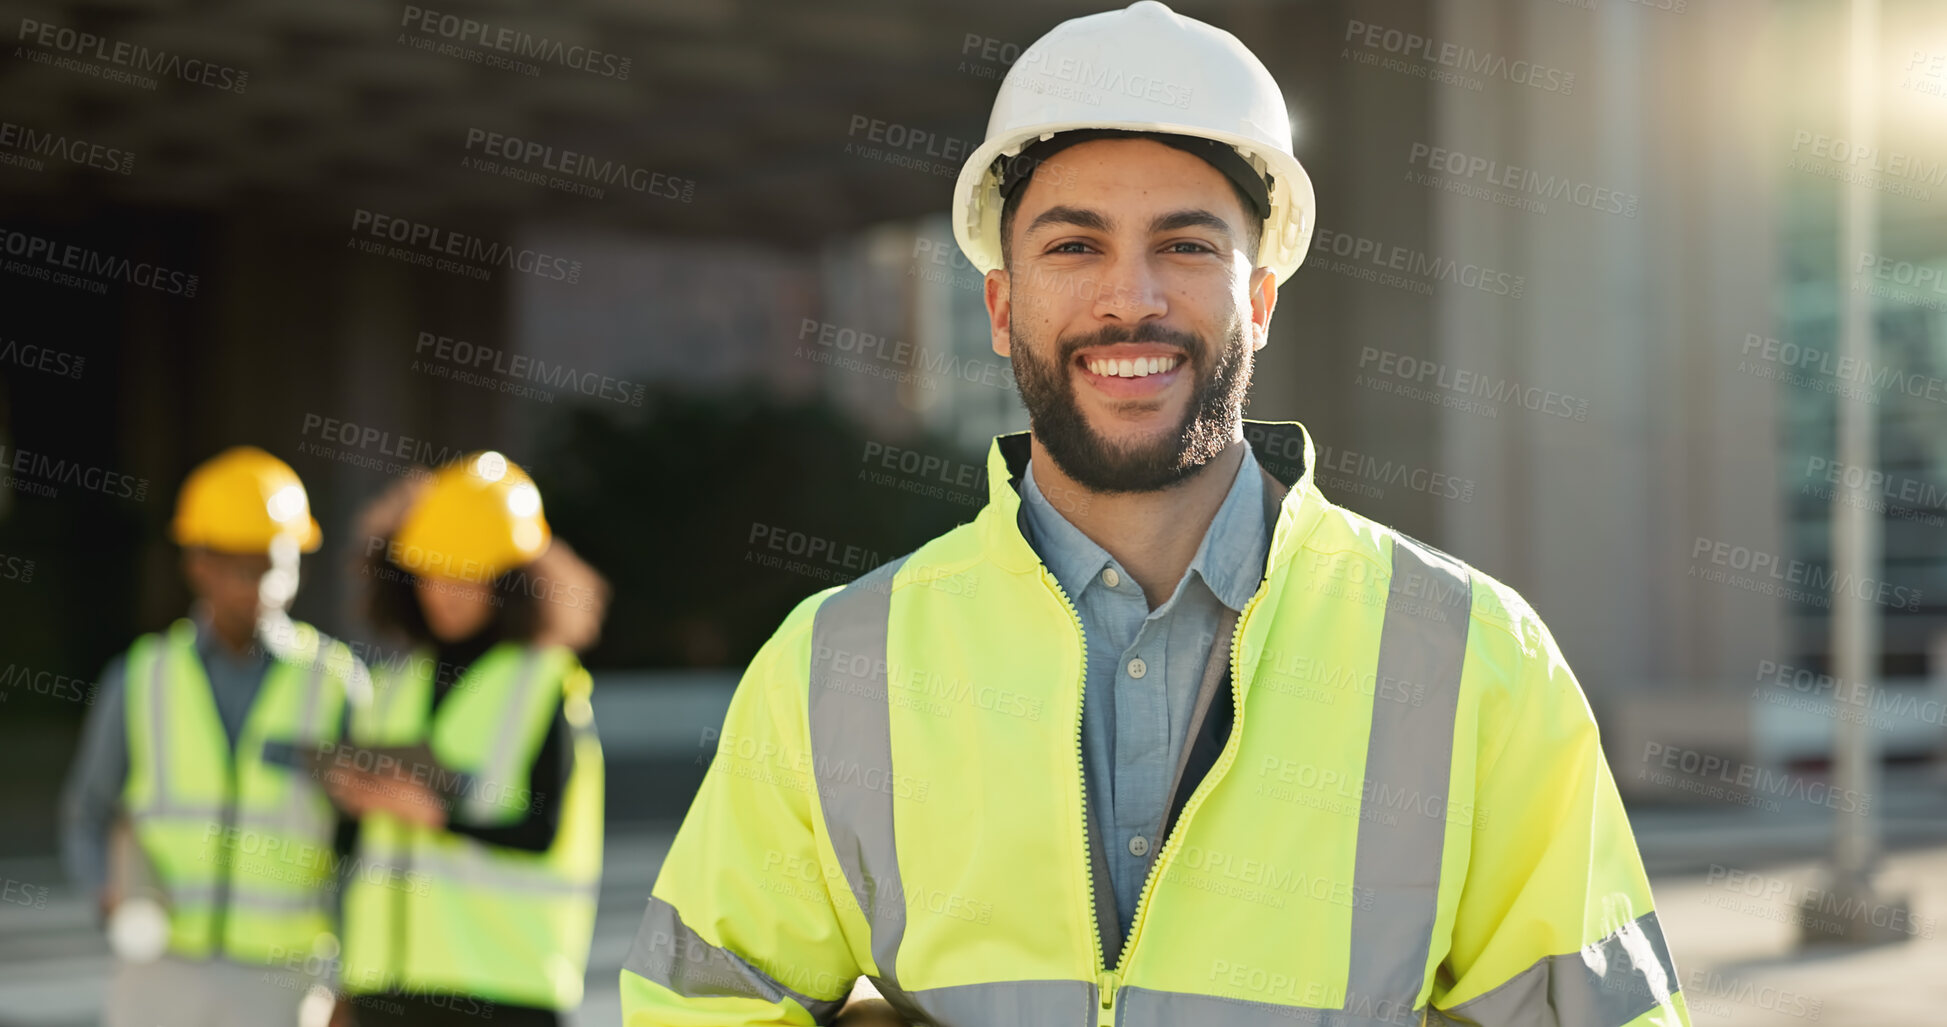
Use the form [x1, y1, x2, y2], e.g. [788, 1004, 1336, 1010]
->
[1018, 460, 1113, 602]
[190, 606, 274, 669]
[1186, 445, 1268, 611]
[1018, 444, 1269, 613]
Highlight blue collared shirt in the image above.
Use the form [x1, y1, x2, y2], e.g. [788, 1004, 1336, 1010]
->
[1018, 446, 1269, 940]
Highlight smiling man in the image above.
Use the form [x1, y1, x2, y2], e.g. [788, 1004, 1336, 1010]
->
[622, 4, 1688, 1026]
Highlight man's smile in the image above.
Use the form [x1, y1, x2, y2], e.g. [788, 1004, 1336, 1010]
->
[1071, 342, 1189, 398]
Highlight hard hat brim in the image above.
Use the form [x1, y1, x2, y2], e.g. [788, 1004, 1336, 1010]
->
[952, 121, 1315, 287]
[168, 517, 322, 556]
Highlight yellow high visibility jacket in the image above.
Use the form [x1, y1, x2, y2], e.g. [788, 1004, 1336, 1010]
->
[122, 618, 354, 964]
[340, 642, 604, 1012]
[622, 421, 1689, 1027]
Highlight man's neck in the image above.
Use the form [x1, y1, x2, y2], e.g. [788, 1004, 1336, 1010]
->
[194, 605, 261, 658]
[1029, 434, 1247, 610]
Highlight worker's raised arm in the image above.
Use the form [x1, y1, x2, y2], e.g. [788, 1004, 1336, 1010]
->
[1431, 588, 1692, 1027]
[622, 589, 864, 1026]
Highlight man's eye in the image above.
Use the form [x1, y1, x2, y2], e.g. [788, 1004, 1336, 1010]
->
[1047, 241, 1092, 254]
[1167, 241, 1216, 255]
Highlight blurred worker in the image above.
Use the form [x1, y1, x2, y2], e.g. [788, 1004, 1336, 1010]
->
[327, 451, 608, 1027]
[624, 4, 1689, 1026]
[60, 446, 362, 1027]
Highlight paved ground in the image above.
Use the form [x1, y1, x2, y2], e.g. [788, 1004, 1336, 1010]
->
[5, 772, 1944, 1026]
[0, 828, 674, 1027]
[1655, 843, 1946, 1026]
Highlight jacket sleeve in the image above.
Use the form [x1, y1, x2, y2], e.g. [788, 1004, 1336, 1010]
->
[1430, 599, 1691, 1027]
[621, 592, 861, 1026]
[59, 654, 129, 899]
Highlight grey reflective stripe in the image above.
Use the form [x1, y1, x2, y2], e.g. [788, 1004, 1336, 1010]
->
[362, 842, 596, 897]
[1119, 986, 1423, 1027]
[131, 802, 228, 823]
[135, 805, 322, 828]
[166, 883, 329, 913]
[623, 895, 846, 1021]
[371, 656, 406, 727]
[1345, 534, 1473, 1007]
[243, 801, 336, 843]
[807, 556, 911, 979]
[293, 642, 330, 740]
[1125, 536, 1473, 1027]
[461, 649, 545, 823]
[281, 645, 336, 838]
[1430, 911, 1680, 1027]
[148, 635, 172, 806]
[866, 976, 928, 1022]
[899, 978, 1096, 1027]
[135, 799, 332, 841]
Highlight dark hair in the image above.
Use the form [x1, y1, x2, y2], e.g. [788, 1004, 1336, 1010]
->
[998, 137, 1266, 269]
[354, 474, 611, 653]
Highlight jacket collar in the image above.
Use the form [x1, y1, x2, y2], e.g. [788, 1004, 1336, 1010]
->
[974, 420, 1327, 579]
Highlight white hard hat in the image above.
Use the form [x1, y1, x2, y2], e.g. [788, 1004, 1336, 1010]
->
[951, 0, 1315, 285]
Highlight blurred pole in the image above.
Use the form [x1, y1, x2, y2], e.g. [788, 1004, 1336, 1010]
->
[1831, 0, 1879, 885]
[1933, 631, 1947, 776]
[1804, 0, 1908, 947]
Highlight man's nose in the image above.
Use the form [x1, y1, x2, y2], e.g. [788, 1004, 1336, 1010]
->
[1088, 253, 1167, 322]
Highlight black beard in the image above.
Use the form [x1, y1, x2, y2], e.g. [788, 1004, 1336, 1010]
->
[1010, 316, 1251, 494]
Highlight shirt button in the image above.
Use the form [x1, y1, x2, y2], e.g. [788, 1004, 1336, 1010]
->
[1128, 835, 1149, 857]
[1102, 567, 1121, 589]
[1126, 657, 1147, 679]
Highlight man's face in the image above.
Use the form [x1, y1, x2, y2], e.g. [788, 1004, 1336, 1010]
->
[182, 548, 277, 626]
[986, 137, 1276, 494]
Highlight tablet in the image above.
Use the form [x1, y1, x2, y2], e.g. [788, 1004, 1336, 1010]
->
[263, 739, 476, 800]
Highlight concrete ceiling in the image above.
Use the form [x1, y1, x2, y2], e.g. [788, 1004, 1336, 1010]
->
[0, 0, 1294, 245]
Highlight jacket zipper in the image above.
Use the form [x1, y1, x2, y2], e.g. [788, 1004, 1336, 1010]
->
[1112, 579, 1269, 982]
[1039, 571, 1107, 1016]
[1045, 563, 1271, 1023]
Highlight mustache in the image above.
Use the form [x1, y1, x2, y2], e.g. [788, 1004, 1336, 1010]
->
[1055, 323, 1205, 364]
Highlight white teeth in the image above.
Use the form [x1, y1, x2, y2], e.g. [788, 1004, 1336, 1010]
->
[1088, 355, 1180, 377]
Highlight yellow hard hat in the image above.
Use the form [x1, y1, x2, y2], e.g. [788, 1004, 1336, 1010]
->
[170, 446, 322, 555]
[391, 451, 551, 583]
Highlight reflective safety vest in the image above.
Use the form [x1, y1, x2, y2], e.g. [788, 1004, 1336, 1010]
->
[622, 421, 1690, 1027]
[121, 618, 354, 965]
[341, 642, 603, 1012]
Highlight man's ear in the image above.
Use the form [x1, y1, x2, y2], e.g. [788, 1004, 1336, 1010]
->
[1248, 264, 1277, 352]
[985, 268, 1012, 358]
